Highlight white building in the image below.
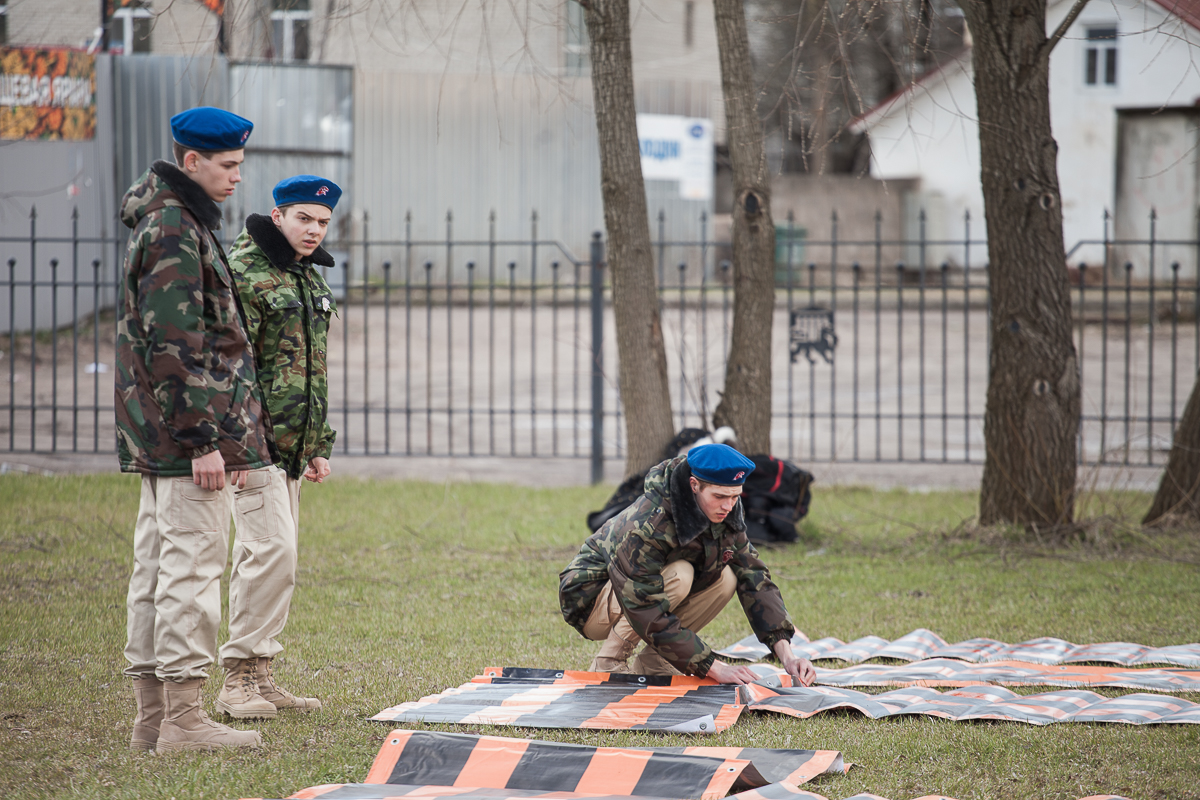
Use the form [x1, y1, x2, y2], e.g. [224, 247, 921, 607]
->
[851, 0, 1200, 277]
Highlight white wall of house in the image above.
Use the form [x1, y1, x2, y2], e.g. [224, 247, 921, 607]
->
[855, 0, 1200, 270]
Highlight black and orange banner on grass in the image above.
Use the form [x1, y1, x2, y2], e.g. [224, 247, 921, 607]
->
[0, 48, 95, 140]
[364, 731, 845, 795]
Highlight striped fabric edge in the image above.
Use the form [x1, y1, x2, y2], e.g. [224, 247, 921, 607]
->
[716, 630, 1200, 668]
[739, 683, 1200, 726]
[744, 659, 1200, 692]
[254, 783, 1135, 800]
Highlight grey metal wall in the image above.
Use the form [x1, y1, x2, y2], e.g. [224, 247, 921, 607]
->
[352, 72, 717, 276]
[0, 56, 119, 334]
[110, 55, 230, 216]
[226, 62, 354, 232]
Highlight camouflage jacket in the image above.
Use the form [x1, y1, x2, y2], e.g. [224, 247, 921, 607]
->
[559, 455, 795, 676]
[228, 215, 337, 479]
[115, 162, 276, 476]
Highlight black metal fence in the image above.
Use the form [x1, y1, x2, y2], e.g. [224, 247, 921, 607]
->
[2, 206, 1197, 478]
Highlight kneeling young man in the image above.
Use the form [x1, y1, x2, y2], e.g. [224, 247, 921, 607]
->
[559, 444, 815, 685]
[218, 176, 340, 717]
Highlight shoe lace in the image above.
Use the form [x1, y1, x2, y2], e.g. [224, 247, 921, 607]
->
[239, 663, 259, 693]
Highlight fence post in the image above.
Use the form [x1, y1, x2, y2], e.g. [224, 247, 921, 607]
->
[590, 231, 605, 485]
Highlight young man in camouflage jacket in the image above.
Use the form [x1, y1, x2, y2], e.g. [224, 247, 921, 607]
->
[117, 107, 276, 753]
[217, 175, 341, 718]
[559, 444, 816, 684]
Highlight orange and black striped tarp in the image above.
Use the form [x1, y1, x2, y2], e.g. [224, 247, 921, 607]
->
[717, 629, 1200, 668]
[364, 731, 845, 795]
[374, 667, 1200, 731]
[257, 781, 1133, 800]
[373, 670, 749, 733]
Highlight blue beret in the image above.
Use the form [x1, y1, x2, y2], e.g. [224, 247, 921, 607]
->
[273, 175, 342, 211]
[687, 443, 756, 486]
[170, 107, 253, 152]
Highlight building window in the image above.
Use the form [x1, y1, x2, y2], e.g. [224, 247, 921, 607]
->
[111, 1, 154, 54]
[1085, 26, 1117, 86]
[0, 4, 8, 46]
[271, 0, 312, 61]
[684, 0, 694, 47]
[565, 1, 589, 75]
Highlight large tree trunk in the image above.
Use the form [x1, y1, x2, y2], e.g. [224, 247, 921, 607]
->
[581, 0, 676, 478]
[959, 0, 1081, 528]
[711, 0, 776, 456]
[1144, 371, 1200, 525]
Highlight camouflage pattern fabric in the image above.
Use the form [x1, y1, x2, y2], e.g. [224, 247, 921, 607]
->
[228, 214, 337, 479]
[114, 161, 276, 476]
[559, 456, 795, 677]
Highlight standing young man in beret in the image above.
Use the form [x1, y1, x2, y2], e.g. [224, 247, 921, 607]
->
[559, 444, 816, 684]
[217, 176, 341, 718]
[117, 106, 277, 752]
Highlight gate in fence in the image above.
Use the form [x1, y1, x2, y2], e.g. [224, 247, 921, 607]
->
[1, 206, 1196, 480]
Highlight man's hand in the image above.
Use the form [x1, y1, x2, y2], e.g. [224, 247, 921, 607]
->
[304, 457, 331, 483]
[191, 450, 246, 490]
[773, 639, 816, 686]
[705, 659, 761, 685]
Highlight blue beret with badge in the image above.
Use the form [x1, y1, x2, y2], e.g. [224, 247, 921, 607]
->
[170, 106, 253, 152]
[273, 175, 342, 211]
[686, 443, 756, 486]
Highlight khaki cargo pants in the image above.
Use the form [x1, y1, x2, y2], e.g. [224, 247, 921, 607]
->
[123, 466, 298, 682]
[582, 561, 737, 646]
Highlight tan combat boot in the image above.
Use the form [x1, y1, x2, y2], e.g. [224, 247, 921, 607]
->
[130, 677, 163, 752]
[630, 646, 683, 676]
[156, 679, 262, 753]
[217, 658, 278, 720]
[588, 630, 637, 673]
[257, 657, 322, 712]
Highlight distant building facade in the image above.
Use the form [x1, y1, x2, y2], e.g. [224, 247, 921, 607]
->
[851, 0, 1200, 277]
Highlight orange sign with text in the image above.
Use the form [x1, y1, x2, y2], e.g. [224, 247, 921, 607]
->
[0, 48, 96, 141]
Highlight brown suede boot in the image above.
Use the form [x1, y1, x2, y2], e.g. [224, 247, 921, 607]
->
[256, 657, 321, 712]
[156, 679, 262, 753]
[588, 630, 637, 673]
[130, 677, 163, 752]
[216, 659, 278, 720]
[631, 646, 683, 676]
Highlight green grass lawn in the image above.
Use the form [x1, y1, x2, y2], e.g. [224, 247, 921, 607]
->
[1, 474, 1198, 800]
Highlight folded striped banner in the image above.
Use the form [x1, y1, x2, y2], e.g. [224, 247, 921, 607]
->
[270, 781, 1132, 800]
[740, 683, 1200, 725]
[363, 730, 845, 795]
[716, 629, 1200, 667]
[372, 668, 1200, 730]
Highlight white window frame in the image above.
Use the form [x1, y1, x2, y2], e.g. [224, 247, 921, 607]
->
[1084, 25, 1118, 87]
[565, 0, 589, 75]
[111, 5, 154, 55]
[270, 3, 313, 62]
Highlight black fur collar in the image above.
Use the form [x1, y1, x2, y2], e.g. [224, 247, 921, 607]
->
[245, 213, 335, 269]
[669, 459, 746, 544]
[150, 160, 223, 230]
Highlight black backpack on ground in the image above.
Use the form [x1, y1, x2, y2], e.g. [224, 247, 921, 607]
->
[585, 435, 814, 542]
[584, 429, 711, 532]
[741, 454, 814, 544]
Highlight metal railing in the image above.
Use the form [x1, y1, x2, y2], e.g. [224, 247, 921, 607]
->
[2, 206, 1196, 478]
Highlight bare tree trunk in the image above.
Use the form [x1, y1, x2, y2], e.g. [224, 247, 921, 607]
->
[959, 0, 1081, 528]
[711, 0, 776, 456]
[1145, 371, 1200, 525]
[581, 0, 676, 477]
